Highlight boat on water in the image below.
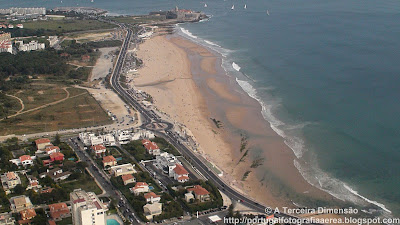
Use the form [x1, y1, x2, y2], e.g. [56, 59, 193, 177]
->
[266, 10, 270, 15]
[244, 4, 247, 9]
[204, 3, 207, 7]
[231, 5, 235, 10]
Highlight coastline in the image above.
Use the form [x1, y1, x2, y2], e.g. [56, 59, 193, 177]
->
[131, 31, 335, 209]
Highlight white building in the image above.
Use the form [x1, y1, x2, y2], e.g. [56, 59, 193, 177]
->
[130, 182, 149, 195]
[0, 41, 12, 54]
[1, 172, 21, 194]
[110, 163, 136, 177]
[172, 164, 189, 183]
[143, 202, 162, 221]
[17, 40, 45, 52]
[9, 155, 35, 167]
[131, 129, 155, 141]
[155, 152, 181, 177]
[113, 130, 132, 144]
[101, 134, 116, 146]
[79, 132, 103, 146]
[70, 189, 106, 225]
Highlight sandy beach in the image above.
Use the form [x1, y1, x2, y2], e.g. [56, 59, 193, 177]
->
[133, 33, 335, 209]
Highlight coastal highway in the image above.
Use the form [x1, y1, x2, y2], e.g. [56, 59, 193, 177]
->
[108, 24, 313, 224]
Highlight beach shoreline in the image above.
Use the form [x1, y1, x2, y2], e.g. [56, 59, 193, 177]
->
[131, 30, 336, 210]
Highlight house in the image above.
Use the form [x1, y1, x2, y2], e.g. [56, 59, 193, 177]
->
[81, 55, 90, 62]
[1, 172, 21, 194]
[144, 192, 161, 203]
[0, 212, 16, 225]
[110, 163, 136, 177]
[46, 168, 71, 182]
[121, 174, 136, 186]
[20, 208, 36, 221]
[155, 152, 181, 177]
[20, 155, 33, 166]
[113, 130, 132, 144]
[35, 138, 51, 150]
[141, 139, 160, 155]
[102, 134, 116, 146]
[70, 190, 106, 225]
[172, 164, 189, 183]
[40, 187, 54, 194]
[9, 196, 33, 212]
[187, 185, 210, 202]
[130, 182, 149, 195]
[26, 176, 41, 191]
[45, 146, 60, 155]
[9, 155, 36, 167]
[184, 192, 194, 203]
[143, 202, 162, 221]
[91, 144, 107, 157]
[49, 203, 70, 221]
[50, 152, 64, 162]
[102, 155, 117, 167]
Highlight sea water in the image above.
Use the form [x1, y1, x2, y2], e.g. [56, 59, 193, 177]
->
[2, 0, 400, 216]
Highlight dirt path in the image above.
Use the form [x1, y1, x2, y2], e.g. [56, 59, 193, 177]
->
[0, 88, 86, 121]
[5, 94, 24, 114]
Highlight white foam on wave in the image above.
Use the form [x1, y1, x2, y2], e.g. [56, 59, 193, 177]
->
[204, 40, 221, 47]
[294, 159, 392, 215]
[232, 62, 241, 71]
[180, 27, 198, 39]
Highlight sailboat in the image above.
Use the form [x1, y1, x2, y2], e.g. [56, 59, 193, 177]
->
[244, 4, 247, 9]
[231, 5, 235, 10]
[204, 3, 207, 7]
[266, 10, 270, 15]
[91, 0, 94, 2]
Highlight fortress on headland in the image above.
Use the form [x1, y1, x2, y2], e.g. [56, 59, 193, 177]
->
[150, 6, 207, 22]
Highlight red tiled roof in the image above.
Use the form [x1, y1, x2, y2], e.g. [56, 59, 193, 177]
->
[91, 144, 106, 151]
[144, 192, 160, 199]
[188, 185, 210, 196]
[121, 174, 134, 182]
[20, 208, 36, 220]
[48, 220, 57, 225]
[49, 203, 69, 219]
[73, 198, 85, 204]
[141, 139, 159, 151]
[40, 187, 54, 194]
[134, 182, 148, 189]
[50, 152, 64, 160]
[35, 138, 51, 145]
[45, 146, 60, 152]
[102, 155, 116, 163]
[177, 175, 189, 181]
[6, 172, 17, 180]
[19, 155, 32, 162]
[173, 164, 188, 175]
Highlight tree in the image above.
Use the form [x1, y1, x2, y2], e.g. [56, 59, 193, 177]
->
[54, 134, 61, 146]
[13, 184, 25, 195]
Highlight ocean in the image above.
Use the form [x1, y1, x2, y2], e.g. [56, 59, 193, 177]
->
[2, 0, 400, 216]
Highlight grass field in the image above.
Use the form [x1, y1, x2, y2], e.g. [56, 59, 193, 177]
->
[22, 19, 117, 33]
[0, 86, 112, 135]
[113, 15, 166, 24]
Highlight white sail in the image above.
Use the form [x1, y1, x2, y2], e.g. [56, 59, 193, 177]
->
[204, 3, 207, 7]
[231, 5, 235, 10]
[244, 4, 247, 9]
[266, 10, 270, 15]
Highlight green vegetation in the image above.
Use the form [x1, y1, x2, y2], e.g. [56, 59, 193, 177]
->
[123, 137, 180, 161]
[0, 93, 21, 118]
[6, 19, 116, 37]
[113, 15, 166, 25]
[239, 134, 248, 153]
[168, 180, 223, 213]
[241, 171, 251, 181]
[250, 157, 265, 168]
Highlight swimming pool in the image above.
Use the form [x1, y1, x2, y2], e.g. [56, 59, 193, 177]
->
[107, 219, 120, 225]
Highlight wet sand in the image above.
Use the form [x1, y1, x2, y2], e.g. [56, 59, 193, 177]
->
[133, 34, 334, 209]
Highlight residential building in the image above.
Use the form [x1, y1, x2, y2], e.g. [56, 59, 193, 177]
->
[20, 208, 36, 221]
[130, 182, 149, 195]
[17, 40, 45, 52]
[46, 168, 71, 182]
[45, 146, 60, 155]
[35, 138, 51, 150]
[187, 185, 210, 202]
[102, 155, 117, 168]
[144, 192, 161, 203]
[121, 174, 135, 186]
[143, 202, 162, 221]
[110, 163, 136, 177]
[131, 129, 155, 141]
[9, 196, 33, 212]
[0, 32, 11, 42]
[91, 144, 106, 157]
[184, 192, 194, 203]
[40, 187, 54, 194]
[102, 134, 116, 146]
[1, 172, 21, 194]
[0, 212, 16, 225]
[0, 7, 46, 16]
[172, 164, 189, 183]
[49, 203, 70, 221]
[50, 152, 64, 162]
[70, 189, 106, 225]
[155, 152, 181, 177]
[113, 130, 132, 144]
[26, 175, 41, 191]
[0, 40, 12, 54]
[9, 155, 36, 167]
[142, 139, 160, 155]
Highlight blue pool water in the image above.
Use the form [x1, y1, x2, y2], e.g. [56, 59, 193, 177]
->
[107, 219, 120, 225]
